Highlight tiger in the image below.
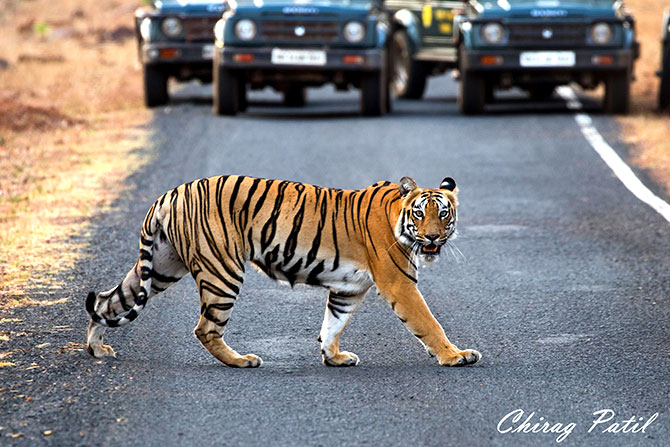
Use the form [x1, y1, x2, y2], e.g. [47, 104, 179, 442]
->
[86, 175, 481, 368]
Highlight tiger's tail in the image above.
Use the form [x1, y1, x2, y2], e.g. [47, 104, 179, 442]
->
[86, 201, 161, 328]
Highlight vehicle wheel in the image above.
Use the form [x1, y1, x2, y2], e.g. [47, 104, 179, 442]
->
[283, 86, 306, 107]
[360, 70, 387, 116]
[603, 70, 631, 115]
[213, 65, 238, 116]
[385, 74, 392, 113]
[237, 78, 247, 112]
[458, 46, 485, 115]
[660, 52, 670, 110]
[528, 84, 556, 100]
[661, 71, 670, 111]
[385, 46, 393, 113]
[391, 29, 427, 99]
[485, 84, 495, 103]
[143, 64, 169, 108]
[459, 70, 486, 115]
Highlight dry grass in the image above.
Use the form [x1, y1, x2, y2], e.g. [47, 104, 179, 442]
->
[619, 0, 670, 196]
[0, 0, 150, 307]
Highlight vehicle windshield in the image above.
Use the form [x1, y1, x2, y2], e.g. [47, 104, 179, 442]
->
[504, 0, 615, 5]
[231, 0, 372, 6]
[158, 0, 224, 5]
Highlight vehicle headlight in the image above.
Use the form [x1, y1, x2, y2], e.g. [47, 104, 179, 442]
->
[214, 19, 225, 43]
[234, 19, 257, 41]
[343, 21, 365, 43]
[140, 17, 153, 42]
[591, 22, 613, 44]
[161, 17, 183, 38]
[481, 23, 505, 44]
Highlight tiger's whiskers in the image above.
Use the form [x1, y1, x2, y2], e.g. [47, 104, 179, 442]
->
[446, 240, 467, 263]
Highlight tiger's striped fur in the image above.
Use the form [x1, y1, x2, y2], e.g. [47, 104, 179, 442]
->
[86, 175, 481, 368]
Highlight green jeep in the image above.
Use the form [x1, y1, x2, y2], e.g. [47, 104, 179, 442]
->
[386, 0, 465, 99]
[212, 0, 391, 116]
[135, 1, 227, 107]
[457, 0, 639, 114]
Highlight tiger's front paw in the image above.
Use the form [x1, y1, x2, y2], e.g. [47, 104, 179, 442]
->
[438, 349, 481, 367]
[322, 350, 360, 367]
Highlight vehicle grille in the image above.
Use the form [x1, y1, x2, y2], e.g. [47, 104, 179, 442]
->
[507, 23, 587, 47]
[260, 20, 339, 42]
[184, 17, 219, 42]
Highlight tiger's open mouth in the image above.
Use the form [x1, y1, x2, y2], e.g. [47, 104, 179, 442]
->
[421, 243, 441, 255]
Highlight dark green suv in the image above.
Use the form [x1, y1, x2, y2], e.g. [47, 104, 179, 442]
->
[457, 0, 639, 114]
[135, 1, 226, 107]
[386, 0, 465, 99]
[212, 0, 391, 116]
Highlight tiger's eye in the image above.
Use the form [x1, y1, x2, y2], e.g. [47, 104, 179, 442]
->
[414, 210, 424, 219]
[440, 211, 448, 218]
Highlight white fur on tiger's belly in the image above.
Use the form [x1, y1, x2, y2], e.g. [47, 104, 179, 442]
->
[264, 258, 373, 296]
[318, 263, 374, 295]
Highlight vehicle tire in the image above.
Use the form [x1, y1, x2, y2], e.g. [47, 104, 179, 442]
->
[283, 86, 306, 107]
[385, 74, 392, 113]
[360, 70, 387, 116]
[528, 84, 556, 100]
[143, 64, 169, 108]
[603, 70, 631, 115]
[213, 65, 238, 116]
[660, 46, 670, 110]
[237, 78, 248, 112]
[385, 46, 393, 113]
[485, 84, 495, 103]
[661, 70, 670, 111]
[391, 29, 427, 99]
[458, 45, 485, 115]
[459, 70, 486, 115]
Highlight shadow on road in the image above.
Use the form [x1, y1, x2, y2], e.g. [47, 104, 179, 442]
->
[169, 82, 606, 119]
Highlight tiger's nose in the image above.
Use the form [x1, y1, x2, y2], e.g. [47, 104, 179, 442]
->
[426, 233, 440, 242]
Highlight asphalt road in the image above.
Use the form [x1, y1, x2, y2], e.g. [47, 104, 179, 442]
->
[2, 76, 669, 447]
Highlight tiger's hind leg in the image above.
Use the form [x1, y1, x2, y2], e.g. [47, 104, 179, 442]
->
[87, 231, 188, 358]
[319, 290, 367, 367]
[193, 266, 261, 368]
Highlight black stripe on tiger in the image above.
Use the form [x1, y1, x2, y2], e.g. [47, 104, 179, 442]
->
[327, 292, 359, 319]
[239, 177, 261, 230]
[283, 197, 306, 265]
[252, 179, 274, 219]
[305, 193, 328, 269]
[260, 181, 289, 252]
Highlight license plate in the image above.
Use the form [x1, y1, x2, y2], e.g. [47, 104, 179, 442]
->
[202, 44, 215, 60]
[271, 48, 327, 66]
[520, 51, 575, 67]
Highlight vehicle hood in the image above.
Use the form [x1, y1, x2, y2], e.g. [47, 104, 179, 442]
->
[471, 0, 621, 19]
[155, 0, 227, 14]
[231, 0, 373, 15]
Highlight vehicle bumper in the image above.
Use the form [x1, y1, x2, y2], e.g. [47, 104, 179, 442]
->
[141, 42, 215, 65]
[216, 46, 384, 72]
[462, 48, 635, 73]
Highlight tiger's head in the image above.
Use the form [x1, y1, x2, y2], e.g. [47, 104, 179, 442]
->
[394, 176, 459, 263]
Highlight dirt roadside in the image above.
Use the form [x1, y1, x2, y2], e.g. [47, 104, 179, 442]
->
[621, 0, 670, 195]
[0, 0, 149, 308]
[0, 0, 668, 308]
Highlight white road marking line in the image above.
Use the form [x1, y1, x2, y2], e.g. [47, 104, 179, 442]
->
[557, 86, 670, 223]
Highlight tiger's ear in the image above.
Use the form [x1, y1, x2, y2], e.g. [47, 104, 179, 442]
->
[399, 177, 418, 197]
[440, 177, 457, 191]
